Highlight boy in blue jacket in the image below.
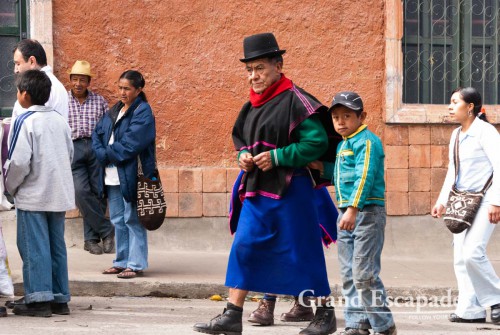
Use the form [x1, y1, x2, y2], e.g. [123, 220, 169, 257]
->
[309, 92, 396, 335]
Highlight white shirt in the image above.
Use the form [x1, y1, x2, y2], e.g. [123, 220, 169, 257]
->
[11, 65, 69, 123]
[437, 117, 500, 206]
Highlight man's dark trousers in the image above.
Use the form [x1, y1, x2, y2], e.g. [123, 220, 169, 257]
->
[72, 138, 113, 241]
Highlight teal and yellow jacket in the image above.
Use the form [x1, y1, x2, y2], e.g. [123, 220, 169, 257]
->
[322, 124, 385, 209]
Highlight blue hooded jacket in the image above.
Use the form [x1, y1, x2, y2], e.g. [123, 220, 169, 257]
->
[92, 96, 156, 202]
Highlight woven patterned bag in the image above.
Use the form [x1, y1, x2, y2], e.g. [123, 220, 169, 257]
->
[137, 157, 167, 231]
[443, 130, 493, 234]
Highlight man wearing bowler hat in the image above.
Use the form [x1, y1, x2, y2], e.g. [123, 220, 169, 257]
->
[67, 60, 114, 255]
[193, 33, 337, 335]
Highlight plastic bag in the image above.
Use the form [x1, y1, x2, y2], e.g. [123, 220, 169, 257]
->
[0, 227, 14, 298]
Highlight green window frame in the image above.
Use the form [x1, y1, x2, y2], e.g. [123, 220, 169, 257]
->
[0, 0, 28, 118]
[403, 0, 500, 105]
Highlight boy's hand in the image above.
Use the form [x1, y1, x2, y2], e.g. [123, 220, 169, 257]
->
[238, 152, 255, 172]
[431, 204, 445, 218]
[308, 160, 324, 175]
[253, 151, 273, 172]
[339, 206, 358, 231]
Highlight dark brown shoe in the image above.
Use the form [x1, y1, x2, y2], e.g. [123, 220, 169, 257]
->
[102, 232, 115, 254]
[281, 296, 314, 322]
[248, 299, 275, 326]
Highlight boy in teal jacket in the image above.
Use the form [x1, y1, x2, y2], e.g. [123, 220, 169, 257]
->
[310, 91, 396, 335]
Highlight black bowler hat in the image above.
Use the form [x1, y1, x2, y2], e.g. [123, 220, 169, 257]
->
[240, 33, 286, 63]
[328, 91, 364, 112]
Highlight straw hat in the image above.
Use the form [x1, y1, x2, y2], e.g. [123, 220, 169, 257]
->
[68, 60, 94, 77]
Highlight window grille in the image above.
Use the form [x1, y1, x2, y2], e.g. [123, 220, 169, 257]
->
[403, 0, 500, 104]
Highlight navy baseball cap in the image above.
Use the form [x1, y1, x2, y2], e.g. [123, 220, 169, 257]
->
[328, 91, 364, 112]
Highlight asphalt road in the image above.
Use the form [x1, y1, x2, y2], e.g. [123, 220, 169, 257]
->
[1, 296, 499, 334]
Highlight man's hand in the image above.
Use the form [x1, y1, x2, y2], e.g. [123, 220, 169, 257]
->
[238, 152, 254, 172]
[431, 204, 445, 218]
[253, 151, 273, 172]
[339, 206, 358, 231]
[489, 205, 500, 224]
[308, 160, 324, 175]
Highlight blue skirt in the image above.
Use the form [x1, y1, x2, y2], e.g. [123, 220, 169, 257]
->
[225, 174, 331, 297]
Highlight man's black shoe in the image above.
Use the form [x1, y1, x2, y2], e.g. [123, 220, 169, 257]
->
[84, 240, 103, 255]
[0, 306, 7, 317]
[51, 302, 70, 315]
[491, 303, 500, 324]
[13, 301, 52, 317]
[299, 307, 337, 335]
[193, 308, 242, 335]
[5, 297, 24, 309]
[448, 313, 486, 323]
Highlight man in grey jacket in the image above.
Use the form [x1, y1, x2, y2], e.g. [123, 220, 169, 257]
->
[5, 70, 75, 317]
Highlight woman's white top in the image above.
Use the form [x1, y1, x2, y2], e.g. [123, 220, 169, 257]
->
[437, 117, 500, 207]
[105, 108, 126, 186]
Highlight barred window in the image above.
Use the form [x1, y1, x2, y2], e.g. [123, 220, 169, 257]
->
[403, 0, 500, 104]
[0, 0, 27, 117]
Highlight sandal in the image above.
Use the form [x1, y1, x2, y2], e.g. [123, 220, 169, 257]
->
[102, 266, 125, 275]
[117, 268, 143, 279]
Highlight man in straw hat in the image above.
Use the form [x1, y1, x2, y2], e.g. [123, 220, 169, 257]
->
[67, 60, 114, 255]
[193, 33, 338, 335]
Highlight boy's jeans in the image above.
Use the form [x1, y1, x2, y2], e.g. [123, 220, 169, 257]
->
[337, 205, 394, 332]
[16, 209, 70, 304]
[107, 186, 148, 271]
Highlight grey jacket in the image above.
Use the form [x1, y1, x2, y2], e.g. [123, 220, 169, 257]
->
[4, 105, 75, 211]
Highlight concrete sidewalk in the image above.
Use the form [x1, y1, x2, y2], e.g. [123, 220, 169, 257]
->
[1, 209, 500, 300]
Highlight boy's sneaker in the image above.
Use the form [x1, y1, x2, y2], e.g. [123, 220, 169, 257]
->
[299, 307, 336, 334]
[374, 325, 397, 335]
[339, 328, 370, 335]
[13, 301, 52, 317]
[0, 306, 7, 317]
[51, 302, 70, 315]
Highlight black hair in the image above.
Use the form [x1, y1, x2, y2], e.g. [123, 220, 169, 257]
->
[119, 70, 147, 102]
[13, 39, 47, 67]
[16, 69, 51, 105]
[452, 87, 489, 123]
[268, 54, 284, 65]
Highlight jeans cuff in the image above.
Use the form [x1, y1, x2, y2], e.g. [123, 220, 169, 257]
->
[25, 291, 54, 304]
[52, 293, 71, 304]
[345, 321, 371, 330]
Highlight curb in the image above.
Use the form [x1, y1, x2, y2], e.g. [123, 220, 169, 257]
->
[13, 282, 458, 301]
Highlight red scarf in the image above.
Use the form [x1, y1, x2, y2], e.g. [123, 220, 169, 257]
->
[249, 75, 293, 107]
